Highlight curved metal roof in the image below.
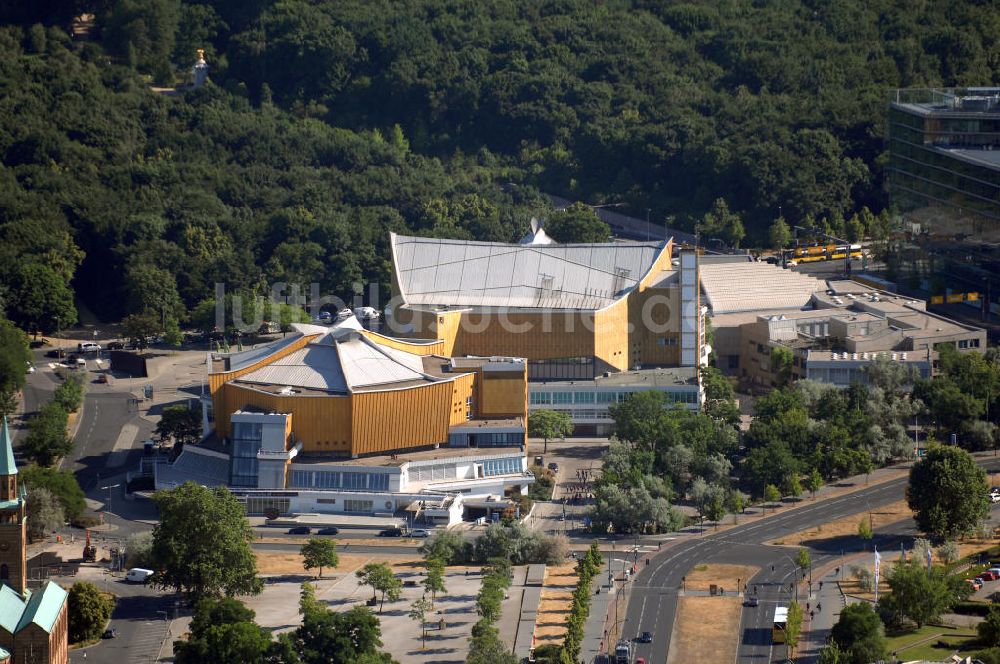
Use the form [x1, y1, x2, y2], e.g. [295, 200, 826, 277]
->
[390, 232, 668, 311]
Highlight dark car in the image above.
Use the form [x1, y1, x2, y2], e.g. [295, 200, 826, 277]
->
[317, 527, 340, 536]
[287, 526, 311, 535]
[637, 631, 652, 643]
[102, 627, 118, 639]
[378, 527, 403, 537]
[745, 595, 759, 607]
[45, 348, 67, 358]
[548, 462, 559, 472]
[107, 341, 125, 350]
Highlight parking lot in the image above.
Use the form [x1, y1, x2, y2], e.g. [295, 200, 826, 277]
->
[245, 564, 484, 664]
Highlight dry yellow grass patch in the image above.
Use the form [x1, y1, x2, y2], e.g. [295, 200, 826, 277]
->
[770, 499, 913, 547]
[668, 596, 743, 664]
[684, 564, 759, 592]
[254, 551, 423, 576]
[533, 563, 579, 645]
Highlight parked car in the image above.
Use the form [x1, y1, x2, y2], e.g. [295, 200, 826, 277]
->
[316, 527, 340, 536]
[990, 488, 1000, 504]
[967, 578, 983, 591]
[45, 348, 67, 358]
[745, 595, 759, 607]
[378, 527, 403, 537]
[77, 342, 101, 353]
[981, 571, 998, 582]
[25, 362, 34, 374]
[287, 526, 311, 535]
[988, 567, 1000, 578]
[258, 321, 280, 335]
[547, 462, 559, 472]
[107, 341, 125, 350]
[637, 631, 652, 643]
[410, 529, 431, 538]
[102, 627, 118, 639]
[335, 308, 353, 321]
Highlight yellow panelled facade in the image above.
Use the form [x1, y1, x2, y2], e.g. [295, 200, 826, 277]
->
[360, 330, 445, 356]
[215, 385, 353, 454]
[628, 285, 682, 367]
[593, 299, 630, 372]
[478, 375, 528, 417]
[449, 373, 476, 426]
[351, 382, 454, 455]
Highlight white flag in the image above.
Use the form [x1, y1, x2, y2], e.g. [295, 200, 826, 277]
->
[874, 545, 881, 602]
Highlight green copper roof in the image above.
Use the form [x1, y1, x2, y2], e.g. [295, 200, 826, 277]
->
[0, 418, 15, 476]
[15, 581, 66, 634]
[0, 585, 25, 634]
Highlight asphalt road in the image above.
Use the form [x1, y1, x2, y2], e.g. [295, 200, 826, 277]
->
[624, 459, 1000, 664]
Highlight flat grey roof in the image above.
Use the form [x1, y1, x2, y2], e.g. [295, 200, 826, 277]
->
[700, 262, 826, 313]
[540, 365, 699, 388]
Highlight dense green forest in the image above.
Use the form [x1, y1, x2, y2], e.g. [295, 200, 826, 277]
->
[0, 0, 998, 327]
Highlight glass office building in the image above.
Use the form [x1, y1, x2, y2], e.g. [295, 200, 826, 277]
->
[888, 88, 1000, 221]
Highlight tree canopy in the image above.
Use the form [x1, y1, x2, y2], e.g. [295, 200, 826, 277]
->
[150, 482, 263, 598]
[906, 445, 989, 539]
[829, 603, 887, 664]
[0, 0, 995, 325]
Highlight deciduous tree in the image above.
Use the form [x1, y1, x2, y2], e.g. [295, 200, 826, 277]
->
[355, 563, 401, 613]
[26, 486, 64, 542]
[301, 538, 338, 578]
[150, 482, 263, 599]
[528, 410, 573, 453]
[829, 603, 887, 664]
[68, 582, 115, 643]
[906, 445, 989, 539]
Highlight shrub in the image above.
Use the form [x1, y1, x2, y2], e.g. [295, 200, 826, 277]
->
[71, 515, 101, 529]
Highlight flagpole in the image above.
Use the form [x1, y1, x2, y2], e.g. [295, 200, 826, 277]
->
[874, 545, 881, 604]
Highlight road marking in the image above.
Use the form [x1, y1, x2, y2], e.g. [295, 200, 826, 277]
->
[107, 422, 138, 468]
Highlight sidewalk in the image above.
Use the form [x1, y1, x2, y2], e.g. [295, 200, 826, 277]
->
[796, 564, 851, 663]
[581, 571, 623, 663]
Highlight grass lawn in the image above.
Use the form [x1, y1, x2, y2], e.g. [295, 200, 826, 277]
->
[885, 624, 980, 661]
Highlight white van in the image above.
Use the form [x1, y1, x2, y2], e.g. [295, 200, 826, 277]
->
[125, 568, 153, 584]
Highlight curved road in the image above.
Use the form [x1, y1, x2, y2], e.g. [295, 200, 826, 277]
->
[624, 459, 1000, 664]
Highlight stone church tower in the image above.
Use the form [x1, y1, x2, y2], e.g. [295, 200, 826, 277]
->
[0, 416, 25, 595]
[0, 417, 69, 664]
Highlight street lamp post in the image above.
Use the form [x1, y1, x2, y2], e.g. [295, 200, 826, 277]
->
[100, 484, 120, 516]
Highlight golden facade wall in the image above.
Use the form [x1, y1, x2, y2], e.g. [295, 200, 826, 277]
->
[449, 373, 476, 426]
[351, 382, 453, 455]
[628, 286, 681, 367]
[361, 330, 445, 356]
[216, 385, 353, 454]
[593, 299, 630, 372]
[478, 374, 528, 417]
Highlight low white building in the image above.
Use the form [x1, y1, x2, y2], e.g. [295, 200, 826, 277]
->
[155, 409, 533, 526]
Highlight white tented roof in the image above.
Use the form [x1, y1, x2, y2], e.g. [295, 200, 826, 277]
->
[700, 262, 826, 314]
[237, 328, 441, 393]
[390, 232, 667, 311]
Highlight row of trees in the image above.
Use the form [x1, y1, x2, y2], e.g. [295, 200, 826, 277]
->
[467, 557, 517, 664]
